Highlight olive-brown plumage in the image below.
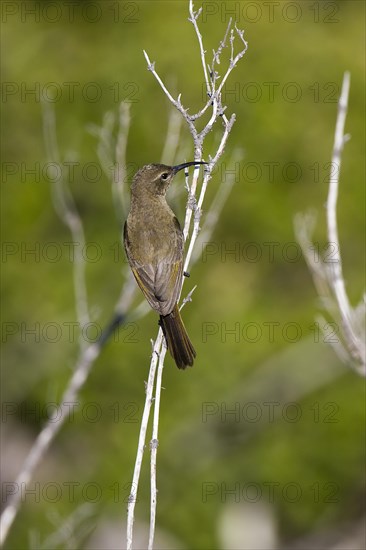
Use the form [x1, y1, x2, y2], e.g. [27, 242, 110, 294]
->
[124, 162, 205, 369]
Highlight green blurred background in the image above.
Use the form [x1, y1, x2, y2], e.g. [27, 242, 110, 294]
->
[1, 1, 365, 548]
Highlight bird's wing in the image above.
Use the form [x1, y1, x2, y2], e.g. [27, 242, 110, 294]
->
[124, 219, 184, 315]
[124, 221, 159, 310]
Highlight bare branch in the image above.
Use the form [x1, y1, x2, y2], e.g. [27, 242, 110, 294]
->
[192, 147, 244, 264]
[114, 101, 131, 218]
[42, 100, 90, 344]
[189, 0, 211, 96]
[181, 285, 197, 309]
[324, 72, 362, 359]
[90, 111, 115, 181]
[294, 211, 334, 304]
[148, 345, 167, 550]
[215, 25, 248, 98]
[90, 102, 131, 219]
[37, 503, 95, 550]
[126, 330, 164, 550]
[182, 163, 206, 242]
[295, 72, 365, 375]
[184, 116, 237, 273]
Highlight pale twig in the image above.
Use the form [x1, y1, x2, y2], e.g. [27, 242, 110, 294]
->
[182, 163, 205, 242]
[126, 330, 164, 550]
[181, 285, 197, 309]
[129, 286, 201, 550]
[183, 166, 211, 273]
[192, 147, 244, 264]
[188, 0, 211, 96]
[127, 4, 248, 549]
[182, 19, 246, 239]
[215, 24, 248, 98]
[184, 117, 237, 273]
[90, 102, 131, 219]
[91, 111, 115, 179]
[325, 72, 362, 359]
[114, 102, 131, 218]
[148, 345, 167, 550]
[295, 72, 365, 374]
[130, 284, 197, 507]
[42, 100, 90, 346]
[142, 50, 198, 146]
[314, 314, 350, 366]
[35, 503, 95, 550]
[190, 19, 248, 121]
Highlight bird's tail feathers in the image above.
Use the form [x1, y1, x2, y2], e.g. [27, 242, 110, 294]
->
[160, 305, 196, 369]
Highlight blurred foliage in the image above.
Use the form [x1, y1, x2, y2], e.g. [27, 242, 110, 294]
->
[1, 0, 365, 548]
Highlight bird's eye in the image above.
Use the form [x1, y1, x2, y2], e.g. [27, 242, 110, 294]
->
[160, 172, 169, 181]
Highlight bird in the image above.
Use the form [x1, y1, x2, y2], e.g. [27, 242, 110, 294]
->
[123, 161, 206, 369]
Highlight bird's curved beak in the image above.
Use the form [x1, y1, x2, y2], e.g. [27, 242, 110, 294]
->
[172, 161, 208, 174]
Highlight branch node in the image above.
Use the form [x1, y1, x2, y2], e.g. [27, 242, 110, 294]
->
[150, 439, 159, 450]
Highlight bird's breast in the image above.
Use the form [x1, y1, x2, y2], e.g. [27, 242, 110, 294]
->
[126, 199, 181, 265]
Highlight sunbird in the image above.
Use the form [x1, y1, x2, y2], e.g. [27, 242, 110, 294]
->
[124, 162, 206, 368]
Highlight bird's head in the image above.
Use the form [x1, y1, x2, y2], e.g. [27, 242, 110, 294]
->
[131, 162, 207, 196]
